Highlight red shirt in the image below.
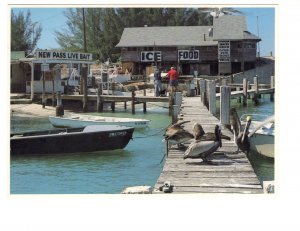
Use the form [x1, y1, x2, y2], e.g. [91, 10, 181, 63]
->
[167, 69, 179, 81]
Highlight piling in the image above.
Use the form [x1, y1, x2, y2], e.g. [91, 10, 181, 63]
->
[242, 78, 248, 106]
[168, 92, 174, 116]
[208, 81, 216, 116]
[55, 91, 64, 116]
[82, 66, 88, 112]
[270, 76, 274, 101]
[172, 105, 180, 124]
[143, 89, 147, 113]
[131, 91, 136, 114]
[200, 79, 206, 106]
[253, 76, 259, 105]
[97, 87, 103, 112]
[247, 80, 251, 99]
[42, 72, 46, 108]
[52, 80, 55, 107]
[220, 86, 231, 125]
[196, 79, 200, 95]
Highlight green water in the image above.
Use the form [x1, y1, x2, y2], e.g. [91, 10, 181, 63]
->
[10, 96, 274, 193]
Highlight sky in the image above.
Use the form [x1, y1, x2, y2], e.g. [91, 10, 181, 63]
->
[11, 6, 275, 57]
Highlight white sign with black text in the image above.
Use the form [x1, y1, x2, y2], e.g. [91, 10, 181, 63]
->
[140, 51, 162, 62]
[35, 50, 93, 61]
[218, 41, 230, 62]
[178, 50, 199, 61]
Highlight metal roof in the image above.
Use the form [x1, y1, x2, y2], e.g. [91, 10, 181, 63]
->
[116, 15, 261, 47]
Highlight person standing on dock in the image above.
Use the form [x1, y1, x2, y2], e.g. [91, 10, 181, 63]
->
[167, 67, 179, 93]
[154, 67, 163, 97]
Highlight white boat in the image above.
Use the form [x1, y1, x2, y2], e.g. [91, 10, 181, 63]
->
[49, 113, 150, 129]
[241, 114, 274, 158]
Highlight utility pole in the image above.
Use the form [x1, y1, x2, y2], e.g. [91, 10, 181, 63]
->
[31, 22, 38, 52]
[82, 8, 87, 53]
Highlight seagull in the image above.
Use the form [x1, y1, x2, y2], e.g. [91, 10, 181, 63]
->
[193, 123, 231, 141]
[183, 124, 222, 162]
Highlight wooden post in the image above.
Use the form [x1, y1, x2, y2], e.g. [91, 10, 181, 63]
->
[253, 76, 259, 105]
[200, 79, 206, 105]
[55, 91, 64, 117]
[111, 102, 115, 112]
[208, 81, 216, 116]
[52, 80, 55, 107]
[247, 80, 251, 99]
[124, 101, 127, 110]
[97, 87, 103, 112]
[111, 82, 115, 96]
[172, 105, 180, 124]
[196, 79, 200, 95]
[131, 91, 135, 114]
[82, 66, 88, 112]
[143, 89, 147, 113]
[220, 86, 231, 125]
[42, 71, 46, 108]
[205, 80, 210, 108]
[168, 92, 174, 116]
[270, 75, 275, 88]
[242, 78, 247, 106]
[30, 63, 34, 100]
[174, 92, 182, 107]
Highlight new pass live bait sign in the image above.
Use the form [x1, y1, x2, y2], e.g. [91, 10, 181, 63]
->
[35, 51, 93, 61]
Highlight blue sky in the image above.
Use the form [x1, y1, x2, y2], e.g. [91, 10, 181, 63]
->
[11, 7, 275, 56]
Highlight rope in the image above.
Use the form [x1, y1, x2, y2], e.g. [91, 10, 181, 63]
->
[133, 127, 166, 139]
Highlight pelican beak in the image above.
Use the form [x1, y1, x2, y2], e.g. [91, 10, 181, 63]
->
[242, 116, 252, 142]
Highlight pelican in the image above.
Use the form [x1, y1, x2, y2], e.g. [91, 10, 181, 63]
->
[230, 107, 252, 153]
[236, 116, 252, 153]
[193, 123, 231, 141]
[183, 124, 222, 162]
[164, 121, 193, 148]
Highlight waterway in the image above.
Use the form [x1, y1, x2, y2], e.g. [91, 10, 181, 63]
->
[10, 95, 274, 194]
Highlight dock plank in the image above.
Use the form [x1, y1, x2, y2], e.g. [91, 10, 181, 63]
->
[153, 96, 263, 194]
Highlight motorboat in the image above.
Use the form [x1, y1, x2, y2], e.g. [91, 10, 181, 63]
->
[241, 114, 274, 158]
[11, 125, 134, 155]
[49, 113, 150, 129]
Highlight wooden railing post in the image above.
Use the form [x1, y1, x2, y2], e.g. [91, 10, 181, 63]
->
[200, 79, 206, 105]
[208, 81, 216, 116]
[168, 92, 174, 116]
[131, 90, 135, 114]
[242, 78, 247, 106]
[172, 105, 180, 124]
[220, 86, 231, 125]
[82, 66, 88, 112]
[174, 92, 182, 107]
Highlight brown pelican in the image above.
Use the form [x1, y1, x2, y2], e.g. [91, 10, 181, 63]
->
[236, 116, 252, 153]
[230, 107, 252, 153]
[193, 123, 231, 141]
[183, 124, 222, 162]
[164, 121, 193, 148]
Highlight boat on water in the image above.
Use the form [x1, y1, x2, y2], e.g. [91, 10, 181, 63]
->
[241, 114, 274, 158]
[49, 113, 150, 129]
[10, 125, 134, 155]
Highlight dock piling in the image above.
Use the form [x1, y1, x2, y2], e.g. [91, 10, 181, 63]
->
[208, 81, 216, 116]
[220, 86, 231, 125]
[131, 91, 136, 114]
[82, 66, 88, 112]
[242, 78, 248, 106]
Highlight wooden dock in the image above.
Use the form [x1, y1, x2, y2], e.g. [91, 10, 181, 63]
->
[153, 96, 264, 194]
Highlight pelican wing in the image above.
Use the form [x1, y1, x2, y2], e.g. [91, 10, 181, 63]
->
[184, 140, 218, 159]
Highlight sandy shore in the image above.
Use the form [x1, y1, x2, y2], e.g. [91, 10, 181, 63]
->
[10, 103, 77, 117]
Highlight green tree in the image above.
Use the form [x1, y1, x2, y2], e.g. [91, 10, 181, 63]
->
[11, 9, 42, 52]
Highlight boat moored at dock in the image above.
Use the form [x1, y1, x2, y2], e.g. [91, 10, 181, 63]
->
[10, 125, 134, 155]
[49, 113, 150, 129]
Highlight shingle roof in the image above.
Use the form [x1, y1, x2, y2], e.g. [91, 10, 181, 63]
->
[116, 26, 217, 47]
[116, 15, 260, 47]
[213, 15, 260, 41]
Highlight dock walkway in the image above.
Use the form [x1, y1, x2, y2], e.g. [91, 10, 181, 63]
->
[153, 96, 263, 194]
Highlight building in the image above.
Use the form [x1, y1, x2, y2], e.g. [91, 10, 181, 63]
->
[116, 15, 261, 76]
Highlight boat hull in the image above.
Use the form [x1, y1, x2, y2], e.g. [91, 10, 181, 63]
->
[11, 126, 134, 155]
[49, 115, 149, 129]
[250, 133, 274, 158]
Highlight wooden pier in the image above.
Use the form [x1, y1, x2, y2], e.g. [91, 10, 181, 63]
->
[153, 96, 264, 194]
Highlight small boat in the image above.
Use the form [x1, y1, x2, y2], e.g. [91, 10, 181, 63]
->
[49, 113, 150, 129]
[11, 125, 134, 155]
[241, 114, 274, 158]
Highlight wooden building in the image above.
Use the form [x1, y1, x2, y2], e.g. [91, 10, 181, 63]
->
[116, 15, 261, 76]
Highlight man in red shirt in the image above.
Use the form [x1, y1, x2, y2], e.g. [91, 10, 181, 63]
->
[167, 67, 179, 93]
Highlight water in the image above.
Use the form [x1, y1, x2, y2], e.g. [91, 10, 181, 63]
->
[10, 96, 274, 194]
[10, 105, 171, 194]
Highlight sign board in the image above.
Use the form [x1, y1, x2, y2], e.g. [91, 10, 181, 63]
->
[41, 64, 50, 71]
[218, 41, 230, 62]
[141, 51, 161, 62]
[35, 50, 93, 61]
[178, 50, 199, 61]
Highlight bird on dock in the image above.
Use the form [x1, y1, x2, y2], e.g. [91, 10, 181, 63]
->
[193, 122, 231, 141]
[230, 108, 252, 153]
[183, 124, 222, 162]
[163, 121, 194, 149]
